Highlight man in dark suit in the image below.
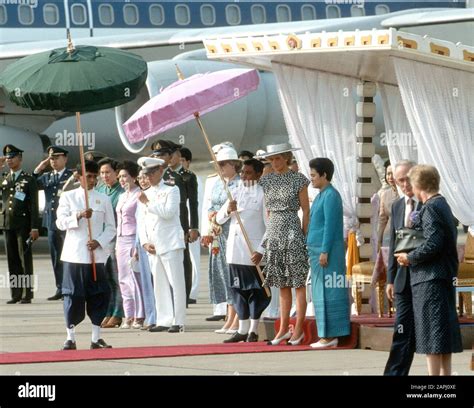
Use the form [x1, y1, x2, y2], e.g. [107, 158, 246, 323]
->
[0, 145, 39, 304]
[151, 140, 199, 306]
[384, 160, 419, 376]
[33, 146, 73, 300]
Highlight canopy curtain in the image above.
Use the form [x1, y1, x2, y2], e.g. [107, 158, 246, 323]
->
[393, 57, 474, 233]
[378, 83, 418, 166]
[272, 62, 361, 241]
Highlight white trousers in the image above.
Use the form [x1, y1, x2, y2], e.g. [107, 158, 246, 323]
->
[148, 249, 186, 327]
[189, 240, 200, 300]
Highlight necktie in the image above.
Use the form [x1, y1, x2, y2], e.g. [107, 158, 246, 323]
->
[405, 198, 414, 227]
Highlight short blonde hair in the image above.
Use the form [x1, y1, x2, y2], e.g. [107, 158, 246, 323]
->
[408, 164, 440, 194]
[219, 159, 242, 173]
[268, 152, 293, 166]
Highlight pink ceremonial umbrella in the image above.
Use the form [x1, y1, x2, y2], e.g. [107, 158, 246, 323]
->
[123, 67, 269, 296]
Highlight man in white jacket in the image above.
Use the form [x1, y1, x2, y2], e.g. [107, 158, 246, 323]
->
[56, 160, 116, 350]
[216, 159, 270, 342]
[137, 157, 186, 333]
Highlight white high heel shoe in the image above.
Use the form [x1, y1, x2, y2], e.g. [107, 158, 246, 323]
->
[288, 333, 305, 346]
[267, 331, 291, 346]
[310, 338, 338, 349]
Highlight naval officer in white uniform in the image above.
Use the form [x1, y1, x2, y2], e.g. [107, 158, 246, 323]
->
[216, 159, 270, 342]
[137, 157, 186, 333]
[56, 160, 116, 350]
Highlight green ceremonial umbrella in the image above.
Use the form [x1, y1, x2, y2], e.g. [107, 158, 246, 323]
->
[0, 33, 147, 279]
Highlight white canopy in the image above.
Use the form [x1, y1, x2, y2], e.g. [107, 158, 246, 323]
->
[205, 29, 474, 234]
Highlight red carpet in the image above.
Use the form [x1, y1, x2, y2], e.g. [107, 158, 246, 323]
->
[0, 334, 358, 365]
[350, 314, 474, 327]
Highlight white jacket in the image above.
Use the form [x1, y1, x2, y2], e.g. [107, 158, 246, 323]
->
[200, 175, 218, 237]
[216, 182, 267, 266]
[137, 181, 185, 255]
[56, 188, 116, 264]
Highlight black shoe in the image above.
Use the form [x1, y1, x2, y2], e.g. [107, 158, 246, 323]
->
[20, 299, 31, 304]
[148, 325, 170, 332]
[223, 332, 248, 343]
[205, 315, 226, 321]
[247, 332, 259, 342]
[188, 298, 197, 304]
[90, 339, 112, 349]
[6, 298, 20, 304]
[47, 293, 63, 301]
[168, 325, 184, 333]
[62, 340, 77, 350]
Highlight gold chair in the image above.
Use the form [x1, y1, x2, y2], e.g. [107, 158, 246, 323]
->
[351, 261, 388, 317]
[457, 233, 474, 317]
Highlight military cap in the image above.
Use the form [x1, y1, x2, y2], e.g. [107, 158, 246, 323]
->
[47, 145, 69, 156]
[151, 140, 182, 155]
[137, 157, 165, 174]
[3, 144, 23, 158]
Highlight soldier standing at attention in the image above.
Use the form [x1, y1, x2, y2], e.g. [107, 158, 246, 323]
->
[33, 146, 73, 301]
[0, 145, 39, 304]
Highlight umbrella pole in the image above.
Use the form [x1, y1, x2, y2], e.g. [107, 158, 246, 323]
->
[75, 112, 97, 281]
[194, 113, 270, 297]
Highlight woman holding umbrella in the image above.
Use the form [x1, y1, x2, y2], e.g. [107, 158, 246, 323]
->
[256, 143, 310, 346]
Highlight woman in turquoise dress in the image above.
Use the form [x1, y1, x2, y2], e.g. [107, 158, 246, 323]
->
[307, 158, 350, 348]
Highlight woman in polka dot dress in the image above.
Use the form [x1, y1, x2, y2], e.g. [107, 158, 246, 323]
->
[257, 143, 310, 346]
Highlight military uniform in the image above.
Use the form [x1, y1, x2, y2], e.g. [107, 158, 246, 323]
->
[153, 140, 199, 305]
[33, 146, 73, 299]
[0, 145, 39, 302]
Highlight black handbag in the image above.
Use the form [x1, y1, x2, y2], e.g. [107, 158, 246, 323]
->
[394, 227, 425, 254]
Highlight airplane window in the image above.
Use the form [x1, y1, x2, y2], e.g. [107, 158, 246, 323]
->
[301, 4, 316, 21]
[124, 4, 139, 25]
[43, 4, 59, 25]
[225, 4, 241, 25]
[375, 5, 390, 15]
[175, 4, 190, 26]
[251, 5, 266, 24]
[99, 4, 114, 26]
[276, 5, 291, 22]
[350, 5, 365, 17]
[149, 4, 165, 25]
[326, 5, 341, 19]
[18, 5, 34, 25]
[71, 4, 87, 25]
[0, 5, 6, 25]
[201, 5, 215, 26]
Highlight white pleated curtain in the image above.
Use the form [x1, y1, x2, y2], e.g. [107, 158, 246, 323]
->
[378, 83, 418, 166]
[272, 62, 360, 240]
[393, 57, 474, 233]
